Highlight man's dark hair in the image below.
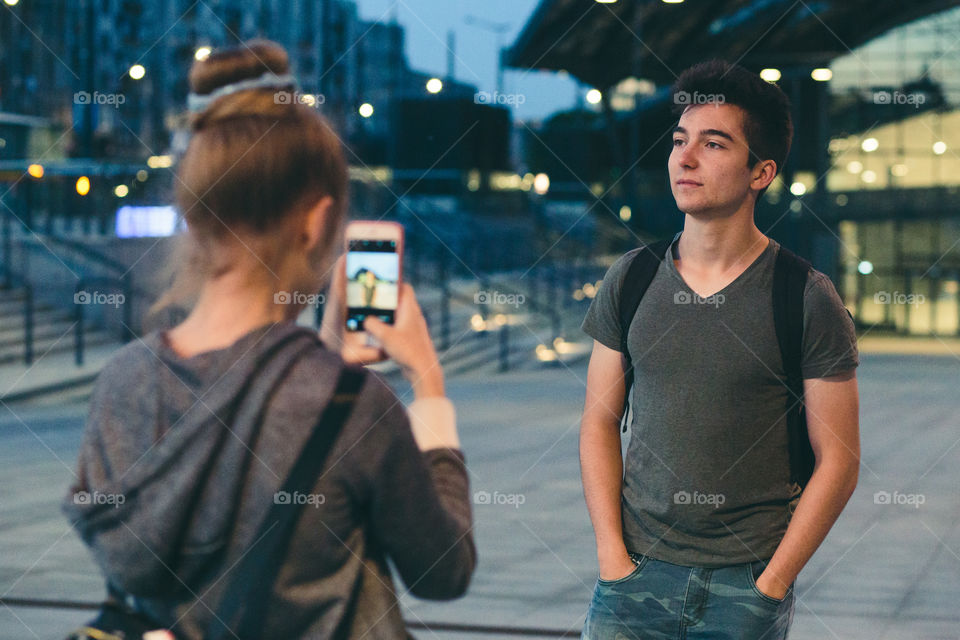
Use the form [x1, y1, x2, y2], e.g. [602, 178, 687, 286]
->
[671, 60, 793, 184]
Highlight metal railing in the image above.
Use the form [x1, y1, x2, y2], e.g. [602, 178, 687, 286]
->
[395, 207, 606, 373]
[15, 234, 146, 366]
[73, 277, 134, 366]
[0, 266, 35, 365]
[0, 596, 580, 637]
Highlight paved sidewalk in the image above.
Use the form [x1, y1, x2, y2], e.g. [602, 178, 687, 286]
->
[0, 352, 958, 639]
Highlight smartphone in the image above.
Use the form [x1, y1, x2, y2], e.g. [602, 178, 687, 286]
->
[344, 221, 403, 332]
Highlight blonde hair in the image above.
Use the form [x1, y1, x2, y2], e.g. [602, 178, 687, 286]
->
[149, 40, 348, 323]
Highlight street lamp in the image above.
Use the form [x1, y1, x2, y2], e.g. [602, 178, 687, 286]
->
[760, 68, 781, 83]
[129, 64, 146, 80]
[426, 78, 443, 94]
[533, 173, 549, 195]
[195, 47, 212, 62]
[811, 68, 832, 82]
[358, 103, 374, 118]
[464, 15, 511, 96]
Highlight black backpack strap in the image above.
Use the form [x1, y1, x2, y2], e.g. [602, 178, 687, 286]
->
[618, 239, 673, 432]
[772, 245, 815, 489]
[206, 365, 367, 640]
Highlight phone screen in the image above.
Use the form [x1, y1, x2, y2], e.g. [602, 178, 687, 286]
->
[345, 239, 400, 331]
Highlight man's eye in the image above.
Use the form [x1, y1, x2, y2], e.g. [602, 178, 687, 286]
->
[672, 139, 684, 146]
[706, 141, 723, 149]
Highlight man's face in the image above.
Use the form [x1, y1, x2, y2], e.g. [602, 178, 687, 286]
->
[668, 103, 758, 216]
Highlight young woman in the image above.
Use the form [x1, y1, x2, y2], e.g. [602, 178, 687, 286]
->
[64, 40, 474, 640]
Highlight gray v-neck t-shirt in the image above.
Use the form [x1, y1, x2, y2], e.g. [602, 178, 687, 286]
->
[581, 232, 858, 567]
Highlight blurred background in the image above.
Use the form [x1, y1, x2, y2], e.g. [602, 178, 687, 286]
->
[0, 1, 959, 639]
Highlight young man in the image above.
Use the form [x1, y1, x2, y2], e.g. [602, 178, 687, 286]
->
[579, 60, 860, 639]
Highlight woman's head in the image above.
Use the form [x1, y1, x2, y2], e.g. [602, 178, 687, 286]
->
[158, 40, 347, 317]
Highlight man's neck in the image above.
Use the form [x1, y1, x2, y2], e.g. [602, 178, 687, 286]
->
[675, 205, 768, 273]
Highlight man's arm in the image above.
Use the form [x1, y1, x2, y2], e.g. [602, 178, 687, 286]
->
[580, 340, 637, 581]
[756, 369, 860, 599]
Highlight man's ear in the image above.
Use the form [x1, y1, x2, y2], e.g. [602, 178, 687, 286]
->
[301, 196, 334, 251]
[751, 159, 778, 193]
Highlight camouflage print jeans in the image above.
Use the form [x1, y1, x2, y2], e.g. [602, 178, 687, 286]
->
[582, 553, 795, 640]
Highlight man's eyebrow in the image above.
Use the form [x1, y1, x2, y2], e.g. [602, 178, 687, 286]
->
[671, 126, 735, 143]
[701, 128, 735, 142]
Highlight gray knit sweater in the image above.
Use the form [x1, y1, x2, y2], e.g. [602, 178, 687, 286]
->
[63, 321, 475, 639]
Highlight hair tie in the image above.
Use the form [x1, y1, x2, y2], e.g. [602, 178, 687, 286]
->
[187, 71, 300, 113]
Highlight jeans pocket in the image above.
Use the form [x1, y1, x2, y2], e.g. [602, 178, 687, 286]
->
[745, 560, 787, 607]
[597, 553, 648, 586]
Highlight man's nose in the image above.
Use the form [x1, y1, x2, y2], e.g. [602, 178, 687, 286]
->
[676, 145, 697, 169]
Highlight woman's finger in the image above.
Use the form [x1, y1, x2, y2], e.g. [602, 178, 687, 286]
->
[339, 330, 386, 365]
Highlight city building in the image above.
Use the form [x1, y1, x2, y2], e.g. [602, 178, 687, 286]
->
[506, 0, 960, 336]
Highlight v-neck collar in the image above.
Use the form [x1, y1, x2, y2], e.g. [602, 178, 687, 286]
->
[665, 231, 775, 300]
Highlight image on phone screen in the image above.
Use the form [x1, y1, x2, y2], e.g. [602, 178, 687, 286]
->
[346, 239, 399, 331]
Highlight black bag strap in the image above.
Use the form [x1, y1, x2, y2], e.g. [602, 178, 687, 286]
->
[617, 239, 673, 432]
[772, 245, 815, 489]
[206, 364, 367, 640]
[617, 238, 818, 487]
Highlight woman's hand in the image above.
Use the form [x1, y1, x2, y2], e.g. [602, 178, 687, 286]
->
[320, 257, 444, 399]
[143, 631, 175, 640]
[364, 282, 444, 398]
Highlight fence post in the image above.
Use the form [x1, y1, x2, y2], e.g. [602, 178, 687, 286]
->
[547, 261, 558, 311]
[440, 254, 450, 351]
[479, 275, 489, 323]
[121, 279, 133, 341]
[498, 323, 509, 372]
[2, 205, 10, 289]
[23, 285, 33, 365]
[411, 239, 420, 288]
[529, 267, 538, 309]
[75, 282, 85, 366]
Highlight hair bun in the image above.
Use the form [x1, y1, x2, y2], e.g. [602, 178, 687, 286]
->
[188, 39, 297, 130]
[189, 39, 290, 95]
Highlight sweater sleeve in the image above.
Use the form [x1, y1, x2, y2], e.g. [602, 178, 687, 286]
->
[365, 389, 475, 600]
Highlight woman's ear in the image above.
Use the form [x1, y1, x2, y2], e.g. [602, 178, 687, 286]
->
[301, 196, 334, 251]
